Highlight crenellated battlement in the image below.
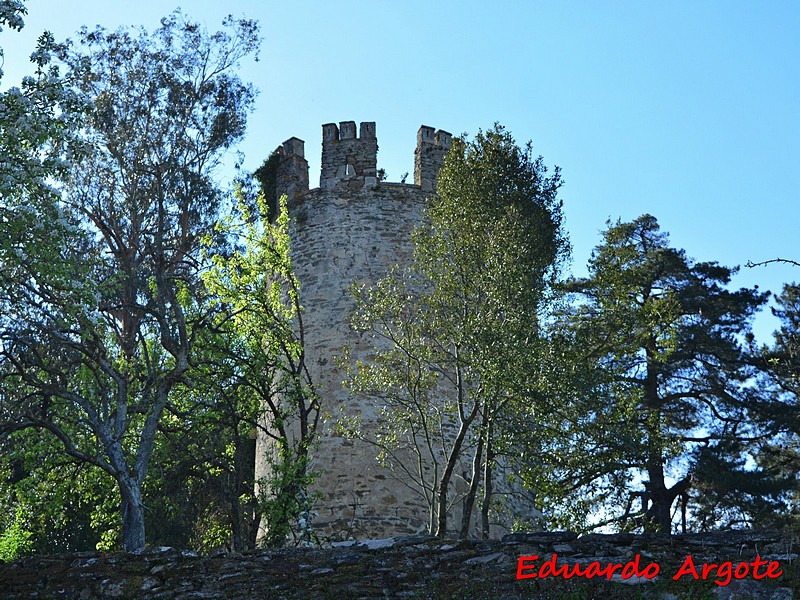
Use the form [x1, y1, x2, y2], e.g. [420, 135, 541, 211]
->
[320, 121, 379, 189]
[274, 122, 452, 200]
[414, 125, 452, 192]
[274, 136, 309, 203]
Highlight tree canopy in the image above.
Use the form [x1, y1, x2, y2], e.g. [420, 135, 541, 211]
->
[559, 215, 779, 531]
[346, 124, 569, 538]
[0, 10, 260, 551]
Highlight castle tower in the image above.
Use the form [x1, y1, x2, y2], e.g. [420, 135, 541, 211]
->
[257, 122, 537, 542]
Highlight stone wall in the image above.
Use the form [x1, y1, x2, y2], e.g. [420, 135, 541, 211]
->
[320, 121, 379, 190]
[2, 531, 796, 599]
[260, 180, 430, 540]
[274, 137, 309, 202]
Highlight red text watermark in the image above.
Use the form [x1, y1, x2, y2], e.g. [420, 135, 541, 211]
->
[516, 553, 783, 587]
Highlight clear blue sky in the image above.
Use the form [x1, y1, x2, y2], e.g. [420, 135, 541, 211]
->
[4, 1, 799, 341]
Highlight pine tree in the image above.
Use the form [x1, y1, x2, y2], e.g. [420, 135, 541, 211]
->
[564, 215, 770, 531]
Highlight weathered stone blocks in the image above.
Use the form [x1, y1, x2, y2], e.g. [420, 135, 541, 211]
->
[414, 124, 452, 192]
[319, 121, 379, 190]
[2, 532, 795, 599]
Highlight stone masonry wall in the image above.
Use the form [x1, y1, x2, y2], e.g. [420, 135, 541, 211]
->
[258, 122, 480, 541]
[274, 137, 309, 202]
[280, 181, 429, 540]
[320, 121, 379, 190]
[414, 125, 452, 192]
[2, 531, 796, 599]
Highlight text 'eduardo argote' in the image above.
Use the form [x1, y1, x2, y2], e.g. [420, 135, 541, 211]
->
[516, 553, 783, 587]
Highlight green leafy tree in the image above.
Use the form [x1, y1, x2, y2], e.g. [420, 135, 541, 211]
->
[346, 125, 568, 538]
[0, 427, 118, 554]
[563, 215, 771, 532]
[0, 12, 259, 551]
[200, 191, 319, 548]
[0, 508, 32, 561]
[0, 0, 95, 558]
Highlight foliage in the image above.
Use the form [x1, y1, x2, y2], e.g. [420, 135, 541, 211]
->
[766, 283, 800, 398]
[345, 124, 568, 538]
[0, 428, 118, 553]
[0, 10, 259, 551]
[560, 215, 773, 532]
[0, 0, 90, 350]
[689, 439, 795, 529]
[0, 0, 25, 36]
[0, 507, 33, 560]
[739, 282, 800, 528]
[201, 191, 319, 548]
[0, 1, 88, 200]
[256, 443, 318, 547]
[253, 150, 281, 219]
[0, 0, 94, 554]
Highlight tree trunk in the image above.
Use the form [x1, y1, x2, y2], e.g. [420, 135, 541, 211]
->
[459, 430, 485, 538]
[645, 475, 692, 533]
[643, 475, 670, 532]
[119, 480, 146, 552]
[436, 358, 480, 539]
[435, 470, 452, 538]
[436, 438, 465, 538]
[229, 480, 244, 551]
[428, 458, 439, 536]
[436, 412, 478, 538]
[480, 421, 494, 538]
[230, 435, 256, 551]
[643, 343, 671, 532]
[644, 423, 671, 532]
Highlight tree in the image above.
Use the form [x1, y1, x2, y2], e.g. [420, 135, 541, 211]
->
[765, 283, 800, 400]
[0, 0, 89, 338]
[0, 0, 97, 558]
[200, 191, 319, 548]
[0, 1, 87, 202]
[563, 215, 771, 532]
[737, 282, 800, 529]
[345, 125, 569, 538]
[0, 428, 117, 553]
[0, 12, 259, 551]
[686, 282, 800, 529]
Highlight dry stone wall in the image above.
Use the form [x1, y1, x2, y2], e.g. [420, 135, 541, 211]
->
[2, 531, 796, 599]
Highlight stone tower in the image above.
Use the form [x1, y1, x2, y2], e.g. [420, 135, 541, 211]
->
[257, 121, 495, 540]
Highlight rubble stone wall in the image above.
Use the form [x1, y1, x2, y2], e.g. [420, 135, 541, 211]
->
[2, 531, 796, 599]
